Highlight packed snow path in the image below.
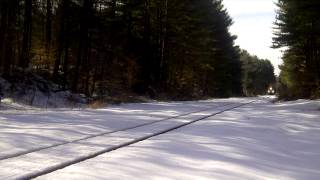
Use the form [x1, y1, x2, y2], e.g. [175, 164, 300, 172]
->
[1, 97, 320, 179]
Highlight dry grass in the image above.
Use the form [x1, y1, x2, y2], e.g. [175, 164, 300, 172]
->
[88, 100, 107, 109]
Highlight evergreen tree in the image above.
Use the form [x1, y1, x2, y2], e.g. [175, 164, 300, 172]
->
[241, 50, 276, 96]
[273, 0, 320, 98]
[0, 0, 245, 100]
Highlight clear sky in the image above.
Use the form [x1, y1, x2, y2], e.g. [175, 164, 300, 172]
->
[222, 0, 282, 75]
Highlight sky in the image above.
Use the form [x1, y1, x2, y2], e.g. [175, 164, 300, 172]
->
[222, 0, 282, 75]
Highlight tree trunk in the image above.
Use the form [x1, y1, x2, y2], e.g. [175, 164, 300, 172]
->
[72, 0, 93, 92]
[19, 0, 33, 69]
[45, 0, 52, 48]
[1, 0, 19, 75]
[63, 25, 69, 88]
[159, 0, 168, 83]
[54, 0, 69, 82]
[142, 0, 152, 84]
[0, 1, 8, 72]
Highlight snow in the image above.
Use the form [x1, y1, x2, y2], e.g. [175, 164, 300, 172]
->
[0, 97, 320, 179]
[0, 76, 86, 109]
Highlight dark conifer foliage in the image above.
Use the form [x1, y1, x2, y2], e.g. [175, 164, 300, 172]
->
[240, 50, 276, 96]
[273, 0, 320, 99]
[0, 0, 244, 99]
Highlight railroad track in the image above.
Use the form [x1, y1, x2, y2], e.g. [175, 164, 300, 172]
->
[0, 100, 256, 180]
[0, 102, 234, 161]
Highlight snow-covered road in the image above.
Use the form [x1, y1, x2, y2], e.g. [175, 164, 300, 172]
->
[0, 97, 320, 179]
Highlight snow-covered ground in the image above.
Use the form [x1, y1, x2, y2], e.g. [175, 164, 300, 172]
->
[0, 97, 320, 179]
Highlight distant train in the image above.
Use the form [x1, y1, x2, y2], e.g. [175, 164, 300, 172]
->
[267, 87, 275, 95]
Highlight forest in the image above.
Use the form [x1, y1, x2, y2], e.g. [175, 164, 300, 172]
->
[273, 0, 320, 99]
[0, 0, 275, 103]
[240, 50, 275, 96]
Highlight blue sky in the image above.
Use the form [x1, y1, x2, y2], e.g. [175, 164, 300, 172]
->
[222, 0, 282, 75]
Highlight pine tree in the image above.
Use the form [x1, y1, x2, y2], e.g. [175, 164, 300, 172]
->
[0, 0, 244, 100]
[273, 0, 320, 98]
[241, 50, 276, 96]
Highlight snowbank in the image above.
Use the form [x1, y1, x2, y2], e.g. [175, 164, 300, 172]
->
[0, 72, 86, 108]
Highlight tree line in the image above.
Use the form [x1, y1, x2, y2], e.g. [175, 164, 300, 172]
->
[273, 0, 320, 99]
[0, 0, 275, 100]
[240, 50, 275, 96]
